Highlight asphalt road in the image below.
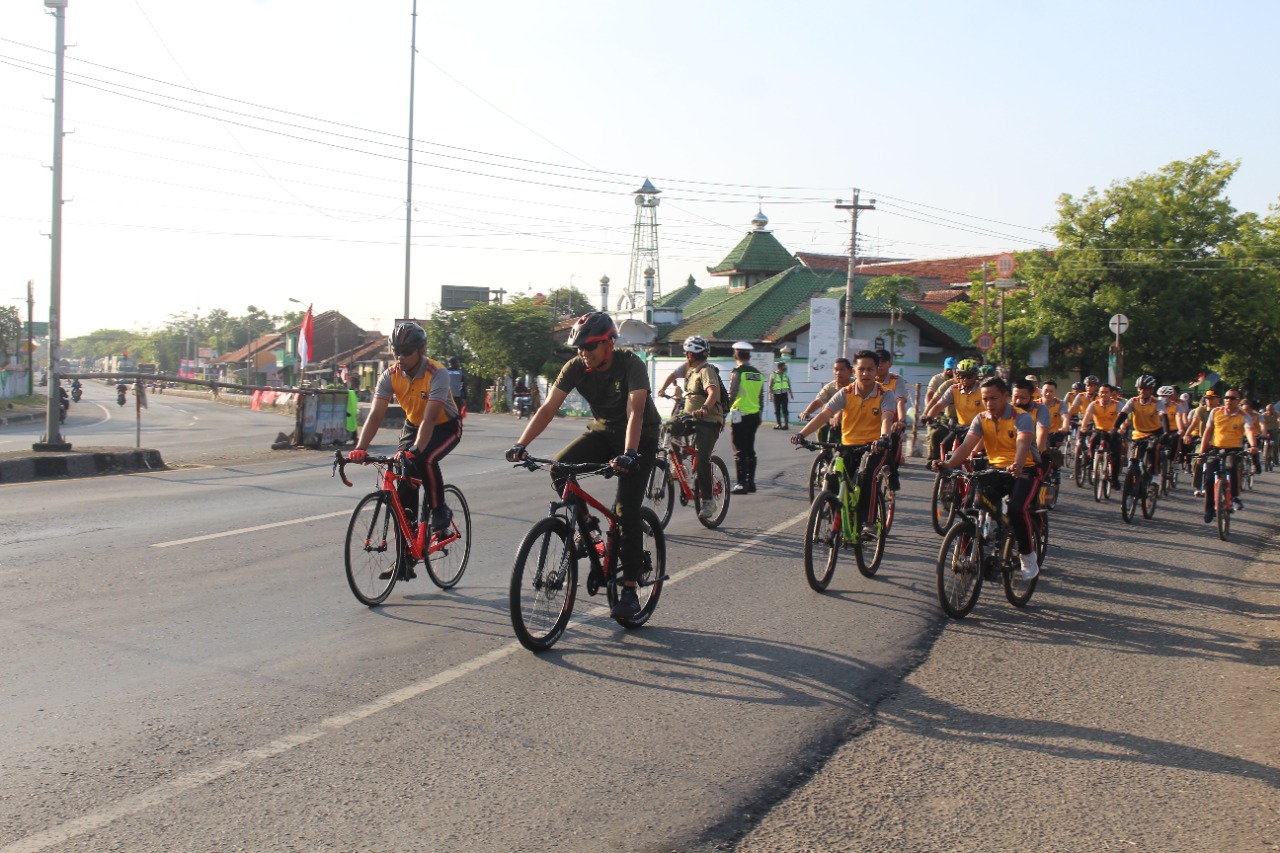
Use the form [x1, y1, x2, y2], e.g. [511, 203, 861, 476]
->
[1, 401, 1274, 851]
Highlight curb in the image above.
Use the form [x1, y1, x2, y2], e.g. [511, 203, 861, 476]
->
[0, 448, 166, 484]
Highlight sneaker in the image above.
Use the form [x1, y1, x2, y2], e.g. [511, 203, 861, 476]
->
[731, 483, 748, 495]
[430, 505, 453, 533]
[1233, 498, 1244, 512]
[1204, 511, 1214, 524]
[1194, 489, 1205, 497]
[611, 586, 641, 620]
[1018, 556, 1039, 582]
[697, 498, 714, 519]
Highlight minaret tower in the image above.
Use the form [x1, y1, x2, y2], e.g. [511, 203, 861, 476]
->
[623, 178, 662, 312]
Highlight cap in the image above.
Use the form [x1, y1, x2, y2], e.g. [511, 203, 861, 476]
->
[943, 357, 958, 369]
[1204, 389, 1220, 397]
[732, 341, 753, 351]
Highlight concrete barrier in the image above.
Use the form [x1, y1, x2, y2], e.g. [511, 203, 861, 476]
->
[0, 448, 165, 484]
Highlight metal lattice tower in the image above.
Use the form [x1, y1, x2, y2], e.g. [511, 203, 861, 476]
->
[622, 178, 662, 312]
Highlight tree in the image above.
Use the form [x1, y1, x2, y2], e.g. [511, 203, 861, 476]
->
[542, 287, 596, 323]
[862, 275, 919, 356]
[424, 308, 469, 366]
[1016, 152, 1258, 383]
[0, 305, 21, 362]
[463, 297, 555, 388]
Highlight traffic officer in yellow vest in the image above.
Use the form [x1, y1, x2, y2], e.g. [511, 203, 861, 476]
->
[769, 360, 794, 430]
[728, 341, 764, 494]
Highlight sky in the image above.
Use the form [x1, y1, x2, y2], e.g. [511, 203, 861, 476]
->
[2, 0, 1277, 341]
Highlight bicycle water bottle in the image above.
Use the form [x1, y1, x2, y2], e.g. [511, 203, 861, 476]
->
[586, 516, 606, 557]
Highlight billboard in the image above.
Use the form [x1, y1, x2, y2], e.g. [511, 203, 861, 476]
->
[441, 286, 490, 311]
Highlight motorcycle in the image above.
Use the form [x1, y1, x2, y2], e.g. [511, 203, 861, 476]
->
[58, 390, 70, 423]
[71, 386, 83, 402]
[116, 385, 128, 407]
[514, 394, 532, 419]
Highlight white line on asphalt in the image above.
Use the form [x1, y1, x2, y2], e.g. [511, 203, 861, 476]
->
[6, 511, 807, 853]
[151, 511, 350, 547]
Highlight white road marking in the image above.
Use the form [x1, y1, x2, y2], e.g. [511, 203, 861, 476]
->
[6, 511, 807, 853]
[151, 511, 351, 547]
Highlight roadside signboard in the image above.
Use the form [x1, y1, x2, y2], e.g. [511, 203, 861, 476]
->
[976, 333, 994, 352]
[1109, 313, 1130, 335]
[996, 253, 1015, 278]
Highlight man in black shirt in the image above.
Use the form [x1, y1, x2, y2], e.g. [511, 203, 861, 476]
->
[506, 313, 660, 620]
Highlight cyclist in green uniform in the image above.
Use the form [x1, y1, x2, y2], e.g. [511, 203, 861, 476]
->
[728, 342, 764, 494]
[506, 313, 661, 620]
[680, 335, 725, 517]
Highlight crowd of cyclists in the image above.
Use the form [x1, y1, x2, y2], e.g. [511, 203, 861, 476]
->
[351, 313, 1275, 626]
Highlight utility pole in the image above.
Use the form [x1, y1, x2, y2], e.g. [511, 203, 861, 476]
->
[980, 261, 989, 337]
[26, 279, 34, 395]
[36, 0, 71, 451]
[835, 189, 876, 359]
[402, 0, 419, 320]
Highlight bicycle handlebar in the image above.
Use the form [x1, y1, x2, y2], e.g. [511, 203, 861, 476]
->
[794, 438, 878, 452]
[332, 450, 411, 488]
[515, 455, 616, 478]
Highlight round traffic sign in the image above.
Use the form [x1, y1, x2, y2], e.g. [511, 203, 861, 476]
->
[1109, 313, 1130, 335]
[996, 253, 1015, 278]
[976, 333, 994, 352]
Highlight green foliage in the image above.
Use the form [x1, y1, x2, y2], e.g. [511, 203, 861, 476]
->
[424, 308, 468, 365]
[543, 287, 596, 323]
[463, 297, 555, 385]
[0, 305, 21, 360]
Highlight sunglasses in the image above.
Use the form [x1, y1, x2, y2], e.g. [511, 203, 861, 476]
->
[577, 340, 604, 353]
[393, 346, 419, 356]
[1225, 395, 1240, 401]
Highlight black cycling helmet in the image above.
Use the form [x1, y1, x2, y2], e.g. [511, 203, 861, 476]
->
[566, 312, 617, 348]
[1136, 373, 1157, 390]
[390, 321, 427, 351]
[1071, 381, 1084, 392]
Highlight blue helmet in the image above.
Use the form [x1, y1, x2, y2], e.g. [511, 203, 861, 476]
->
[944, 357, 958, 369]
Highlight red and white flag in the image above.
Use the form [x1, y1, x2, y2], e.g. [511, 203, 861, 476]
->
[298, 306, 314, 372]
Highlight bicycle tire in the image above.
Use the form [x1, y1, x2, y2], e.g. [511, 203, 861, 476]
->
[1244, 463, 1255, 492]
[930, 472, 955, 536]
[880, 469, 897, 535]
[425, 484, 471, 589]
[808, 453, 831, 503]
[1216, 480, 1230, 542]
[854, 482, 889, 578]
[610, 507, 666, 628]
[1034, 509, 1049, 566]
[936, 521, 982, 619]
[803, 492, 842, 592]
[694, 456, 732, 529]
[344, 491, 402, 607]
[1002, 527, 1039, 608]
[1074, 448, 1087, 488]
[1120, 466, 1138, 523]
[643, 457, 675, 529]
[1093, 453, 1107, 502]
[1141, 472, 1157, 520]
[510, 516, 577, 652]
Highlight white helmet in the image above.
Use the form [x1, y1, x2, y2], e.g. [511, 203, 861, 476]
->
[682, 335, 709, 355]
[732, 341, 753, 351]
[1157, 385, 1175, 396]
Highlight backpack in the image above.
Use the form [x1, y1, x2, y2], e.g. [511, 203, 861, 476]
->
[686, 362, 730, 418]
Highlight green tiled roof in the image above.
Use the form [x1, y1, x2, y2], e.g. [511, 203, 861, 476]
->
[707, 230, 796, 275]
[764, 277, 973, 347]
[654, 279, 701, 309]
[668, 267, 841, 343]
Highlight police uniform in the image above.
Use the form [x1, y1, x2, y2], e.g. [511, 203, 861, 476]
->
[683, 360, 725, 502]
[823, 382, 896, 529]
[728, 345, 764, 493]
[373, 356, 462, 522]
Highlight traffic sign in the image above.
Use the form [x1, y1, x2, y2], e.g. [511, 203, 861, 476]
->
[976, 333, 994, 352]
[996, 253, 1015, 278]
[1109, 313, 1130, 335]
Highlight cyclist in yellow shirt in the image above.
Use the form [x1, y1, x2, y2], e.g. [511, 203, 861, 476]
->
[1199, 388, 1257, 522]
[933, 376, 1043, 581]
[793, 349, 896, 535]
[1116, 374, 1168, 480]
[923, 358, 984, 460]
[1081, 383, 1123, 489]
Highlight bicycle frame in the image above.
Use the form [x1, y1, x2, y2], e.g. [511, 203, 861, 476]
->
[825, 443, 881, 541]
[333, 452, 460, 560]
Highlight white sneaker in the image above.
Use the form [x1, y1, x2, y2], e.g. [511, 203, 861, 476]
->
[1194, 489, 1205, 497]
[1018, 555, 1040, 581]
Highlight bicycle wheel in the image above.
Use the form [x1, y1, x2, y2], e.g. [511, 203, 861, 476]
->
[425, 484, 471, 589]
[880, 470, 897, 535]
[1034, 509, 1049, 566]
[1074, 448, 1087, 488]
[936, 521, 982, 619]
[807, 453, 831, 503]
[344, 492, 403, 606]
[803, 492, 842, 592]
[854, 482, 888, 578]
[510, 516, 578, 651]
[930, 472, 956, 536]
[1215, 480, 1230, 542]
[1141, 473, 1158, 520]
[1002, 527, 1039, 608]
[1244, 461, 1255, 491]
[1093, 453, 1107, 502]
[643, 457, 675, 529]
[694, 456, 732, 529]
[1120, 466, 1138, 523]
[609, 507, 666, 628]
